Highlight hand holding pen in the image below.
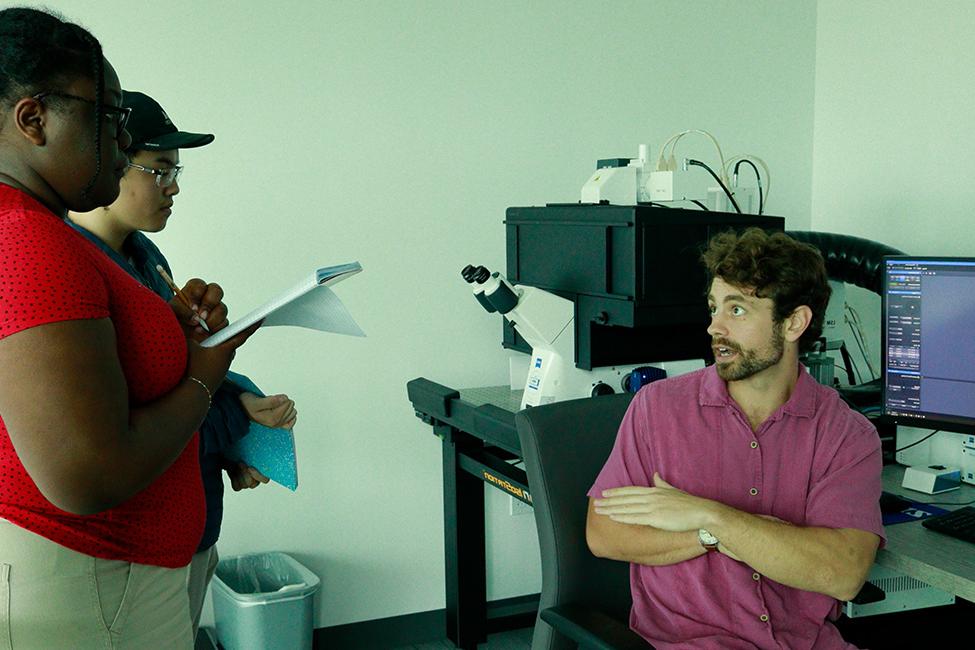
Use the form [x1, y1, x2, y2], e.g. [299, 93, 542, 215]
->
[156, 264, 228, 336]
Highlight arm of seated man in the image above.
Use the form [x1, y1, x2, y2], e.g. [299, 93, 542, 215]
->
[708, 506, 879, 601]
[593, 472, 879, 601]
[586, 497, 706, 566]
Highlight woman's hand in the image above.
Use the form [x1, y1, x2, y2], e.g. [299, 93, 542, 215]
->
[226, 462, 269, 491]
[168, 278, 230, 341]
[239, 392, 297, 429]
[185, 321, 260, 394]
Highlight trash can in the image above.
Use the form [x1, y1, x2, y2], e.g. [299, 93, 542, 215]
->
[211, 552, 320, 650]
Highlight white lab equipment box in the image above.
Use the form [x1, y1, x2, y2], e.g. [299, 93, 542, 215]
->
[211, 552, 320, 650]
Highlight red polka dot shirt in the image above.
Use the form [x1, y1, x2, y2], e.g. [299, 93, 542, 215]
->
[0, 184, 204, 568]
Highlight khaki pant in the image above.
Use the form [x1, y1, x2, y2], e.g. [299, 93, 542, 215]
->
[0, 520, 193, 649]
[186, 546, 219, 640]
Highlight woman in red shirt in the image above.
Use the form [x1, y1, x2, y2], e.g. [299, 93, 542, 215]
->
[0, 8, 255, 648]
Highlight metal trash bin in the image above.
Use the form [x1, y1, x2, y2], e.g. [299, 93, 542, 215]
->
[211, 552, 320, 650]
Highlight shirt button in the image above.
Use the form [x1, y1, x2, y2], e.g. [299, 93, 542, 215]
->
[760, 614, 769, 623]
[749, 488, 759, 496]
[750, 441, 759, 449]
[752, 573, 760, 581]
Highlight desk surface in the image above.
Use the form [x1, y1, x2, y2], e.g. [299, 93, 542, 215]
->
[878, 464, 975, 601]
[458, 385, 523, 413]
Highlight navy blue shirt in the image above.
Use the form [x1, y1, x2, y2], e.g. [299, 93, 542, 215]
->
[69, 223, 252, 552]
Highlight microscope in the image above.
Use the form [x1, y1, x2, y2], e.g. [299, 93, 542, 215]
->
[461, 200, 783, 411]
[461, 264, 674, 410]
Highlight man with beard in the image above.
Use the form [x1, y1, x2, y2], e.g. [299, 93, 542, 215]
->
[586, 228, 884, 649]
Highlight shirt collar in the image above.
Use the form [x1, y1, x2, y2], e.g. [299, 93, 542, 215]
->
[69, 222, 138, 279]
[67, 224, 169, 298]
[699, 363, 818, 419]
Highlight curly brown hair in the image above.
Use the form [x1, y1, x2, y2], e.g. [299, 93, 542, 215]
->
[701, 228, 831, 351]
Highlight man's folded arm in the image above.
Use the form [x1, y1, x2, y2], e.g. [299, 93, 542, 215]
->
[586, 498, 705, 566]
[709, 509, 880, 601]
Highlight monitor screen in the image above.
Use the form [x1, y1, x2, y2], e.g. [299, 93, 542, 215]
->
[883, 257, 975, 433]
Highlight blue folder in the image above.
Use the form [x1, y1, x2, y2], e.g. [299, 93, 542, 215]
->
[223, 371, 298, 491]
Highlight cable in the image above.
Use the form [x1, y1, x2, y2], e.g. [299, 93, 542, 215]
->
[847, 348, 864, 385]
[725, 155, 772, 208]
[657, 130, 729, 184]
[690, 199, 709, 211]
[843, 306, 873, 381]
[686, 159, 741, 213]
[838, 342, 857, 385]
[833, 364, 859, 386]
[845, 309, 876, 381]
[895, 492, 975, 507]
[847, 321, 868, 373]
[895, 429, 940, 453]
[733, 159, 764, 215]
[846, 304, 877, 378]
[925, 497, 975, 506]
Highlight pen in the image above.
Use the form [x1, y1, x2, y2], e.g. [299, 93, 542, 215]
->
[155, 264, 211, 333]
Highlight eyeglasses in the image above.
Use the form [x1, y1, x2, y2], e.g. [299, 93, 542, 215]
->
[32, 91, 132, 140]
[126, 162, 183, 188]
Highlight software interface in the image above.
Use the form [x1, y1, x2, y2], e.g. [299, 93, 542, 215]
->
[885, 259, 975, 427]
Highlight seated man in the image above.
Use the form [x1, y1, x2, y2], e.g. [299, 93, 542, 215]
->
[587, 228, 883, 649]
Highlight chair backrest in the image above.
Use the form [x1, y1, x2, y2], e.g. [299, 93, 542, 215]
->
[785, 230, 904, 294]
[516, 392, 635, 650]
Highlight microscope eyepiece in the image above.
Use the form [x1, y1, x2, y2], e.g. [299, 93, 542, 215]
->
[461, 264, 491, 284]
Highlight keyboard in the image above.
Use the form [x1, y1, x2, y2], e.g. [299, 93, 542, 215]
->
[921, 506, 975, 543]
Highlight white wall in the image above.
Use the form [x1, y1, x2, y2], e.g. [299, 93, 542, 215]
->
[812, 1, 975, 386]
[813, 0, 975, 251]
[46, 0, 817, 628]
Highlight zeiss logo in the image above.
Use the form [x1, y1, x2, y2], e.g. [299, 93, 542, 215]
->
[534, 358, 542, 368]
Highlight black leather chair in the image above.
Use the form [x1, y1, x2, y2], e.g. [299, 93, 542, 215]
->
[786, 230, 903, 295]
[515, 393, 650, 650]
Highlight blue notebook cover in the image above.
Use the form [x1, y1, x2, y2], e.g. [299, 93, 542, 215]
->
[223, 371, 298, 491]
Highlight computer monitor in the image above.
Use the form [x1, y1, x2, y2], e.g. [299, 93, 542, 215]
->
[882, 256, 975, 434]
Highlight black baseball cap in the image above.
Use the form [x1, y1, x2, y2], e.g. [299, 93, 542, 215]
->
[122, 90, 214, 152]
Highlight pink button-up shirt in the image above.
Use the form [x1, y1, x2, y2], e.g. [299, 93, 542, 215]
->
[590, 365, 885, 650]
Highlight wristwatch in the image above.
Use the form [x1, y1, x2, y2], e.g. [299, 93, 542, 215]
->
[698, 528, 719, 552]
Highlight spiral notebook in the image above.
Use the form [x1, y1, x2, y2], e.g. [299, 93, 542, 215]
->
[201, 262, 364, 348]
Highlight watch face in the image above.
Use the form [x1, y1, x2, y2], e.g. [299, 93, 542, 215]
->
[698, 529, 719, 547]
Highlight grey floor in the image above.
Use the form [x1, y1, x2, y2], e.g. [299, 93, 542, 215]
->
[393, 626, 533, 650]
[200, 625, 533, 649]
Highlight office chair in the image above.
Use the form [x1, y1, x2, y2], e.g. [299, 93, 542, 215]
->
[515, 393, 651, 650]
[786, 231, 903, 295]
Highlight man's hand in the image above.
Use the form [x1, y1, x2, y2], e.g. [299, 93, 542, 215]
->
[239, 392, 297, 429]
[593, 472, 725, 533]
[226, 462, 269, 491]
